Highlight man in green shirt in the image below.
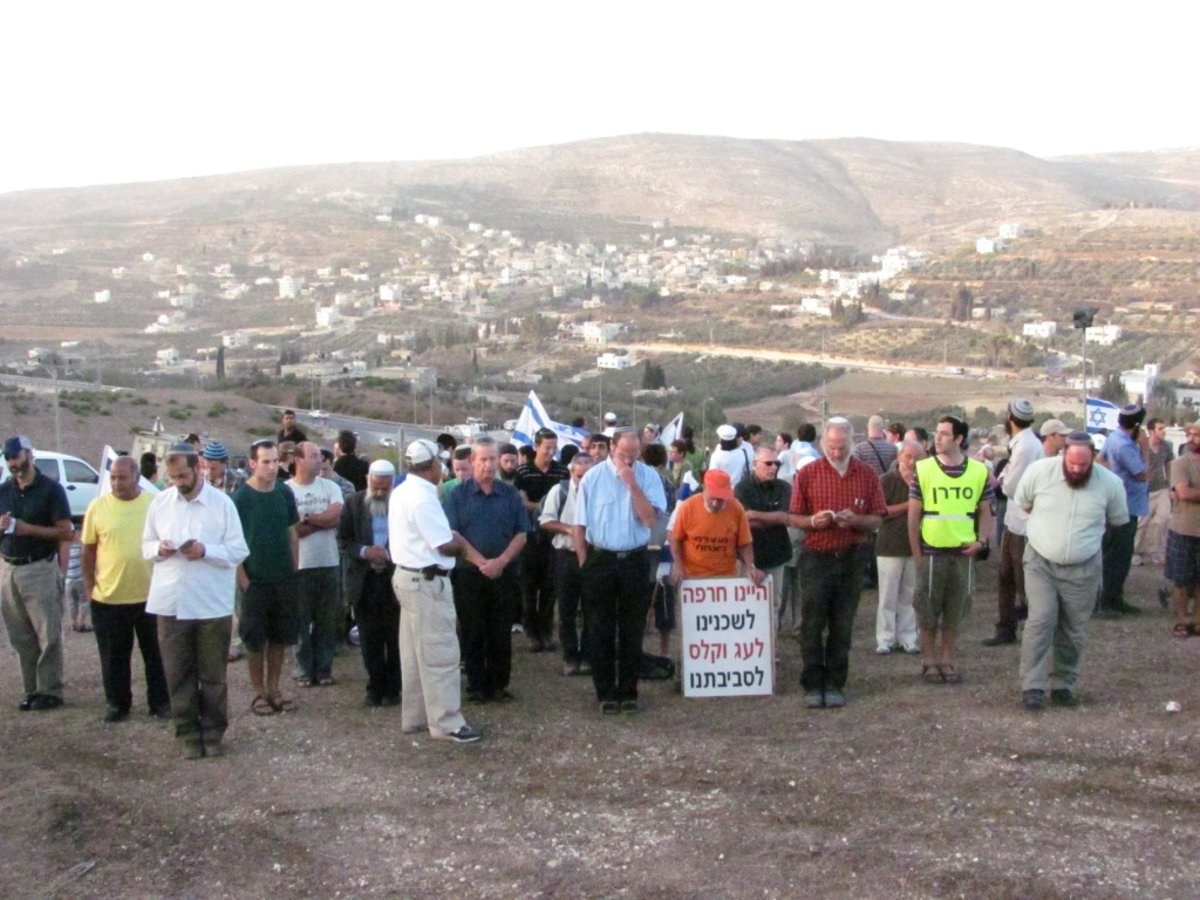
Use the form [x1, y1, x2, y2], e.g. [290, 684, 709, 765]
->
[233, 440, 299, 716]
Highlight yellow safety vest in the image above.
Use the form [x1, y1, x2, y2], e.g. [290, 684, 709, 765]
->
[916, 456, 988, 548]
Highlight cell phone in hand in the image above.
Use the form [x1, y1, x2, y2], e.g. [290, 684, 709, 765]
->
[179, 539, 197, 551]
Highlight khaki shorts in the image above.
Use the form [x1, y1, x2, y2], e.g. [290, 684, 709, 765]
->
[915, 554, 973, 630]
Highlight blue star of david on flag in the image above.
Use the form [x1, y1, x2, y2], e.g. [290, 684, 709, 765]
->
[1085, 397, 1120, 434]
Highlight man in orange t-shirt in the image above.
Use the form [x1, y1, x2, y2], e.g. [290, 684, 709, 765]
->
[669, 470, 763, 584]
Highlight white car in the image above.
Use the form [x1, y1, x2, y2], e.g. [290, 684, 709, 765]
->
[310, 409, 328, 420]
[503, 419, 520, 432]
[0, 450, 102, 519]
[378, 437, 397, 448]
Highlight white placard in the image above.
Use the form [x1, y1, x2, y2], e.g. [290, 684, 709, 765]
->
[680, 576, 774, 697]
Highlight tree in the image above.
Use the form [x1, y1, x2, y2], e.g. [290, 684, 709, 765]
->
[1098, 371, 1126, 404]
[641, 361, 667, 390]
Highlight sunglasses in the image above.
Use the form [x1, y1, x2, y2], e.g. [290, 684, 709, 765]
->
[760, 460, 781, 467]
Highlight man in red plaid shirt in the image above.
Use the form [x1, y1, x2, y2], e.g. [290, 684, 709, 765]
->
[788, 419, 887, 709]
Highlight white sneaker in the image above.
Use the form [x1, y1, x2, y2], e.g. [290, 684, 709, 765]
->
[1131, 554, 1143, 567]
[875, 645, 892, 655]
[511, 624, 524, 634]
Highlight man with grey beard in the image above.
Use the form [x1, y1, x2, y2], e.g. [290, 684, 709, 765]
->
[788, 419, 886, 709]
[338, 460, 400, 707]
[1015, 433, 1128, 711]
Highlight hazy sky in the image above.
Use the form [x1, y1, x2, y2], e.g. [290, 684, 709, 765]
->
[3, 1, 1195, 195]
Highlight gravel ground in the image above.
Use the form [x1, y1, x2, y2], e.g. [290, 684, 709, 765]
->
[1, 560, 1196, 899]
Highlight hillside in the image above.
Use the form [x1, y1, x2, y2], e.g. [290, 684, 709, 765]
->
[4, 134, 1200, 254]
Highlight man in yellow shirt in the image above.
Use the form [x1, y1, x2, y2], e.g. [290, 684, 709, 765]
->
[82, 456, 169, 723]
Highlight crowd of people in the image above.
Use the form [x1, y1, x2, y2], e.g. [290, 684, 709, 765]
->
[2, 400, 1198, 757]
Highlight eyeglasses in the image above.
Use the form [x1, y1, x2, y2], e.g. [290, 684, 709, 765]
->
[760, 460, 781, 467]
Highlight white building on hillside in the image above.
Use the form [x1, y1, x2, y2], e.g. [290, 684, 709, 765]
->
[1086, 324, 1122, 346]
[1023, 321, 1057, 339]
[598, 352, 632, 370]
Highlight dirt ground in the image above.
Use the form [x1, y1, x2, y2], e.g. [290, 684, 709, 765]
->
[1, 560, 1196, 899]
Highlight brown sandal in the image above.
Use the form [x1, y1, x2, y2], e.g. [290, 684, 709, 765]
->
[251, 694, 276, 716]
[1172, 623, 1193, 638]
[269, 693, 297, 713]
[921, 664, 944, 684]
[940, 664, 963, 684]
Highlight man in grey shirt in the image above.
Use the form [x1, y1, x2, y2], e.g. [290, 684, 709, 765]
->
[1016, 432, 1128, 711]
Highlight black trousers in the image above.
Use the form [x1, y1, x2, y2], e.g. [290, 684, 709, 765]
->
[554, 549, 585, 664]
[581, 548, 650, 703]
[799, 550, 862, 692]
[356, 569, 400, 701]
[91, 600, 169, 713]
[452, 566, 517, 697]
[521, 537, 556, 644]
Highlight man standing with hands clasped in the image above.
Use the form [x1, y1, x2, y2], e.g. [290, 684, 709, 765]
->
[907, 416, 993, 685]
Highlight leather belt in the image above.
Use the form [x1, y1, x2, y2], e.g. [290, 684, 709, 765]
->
[589, 546, 646, 560]
[2, 554, 56, 567]
[400, 564, 450, 580]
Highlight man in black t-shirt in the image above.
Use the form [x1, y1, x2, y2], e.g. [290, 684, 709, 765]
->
[513, 429, 570, 651]
[1, 435, 73, 711]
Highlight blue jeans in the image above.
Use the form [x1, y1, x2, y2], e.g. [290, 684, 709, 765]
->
[799, 549, 862, 692]
[295, 566, 340, 681]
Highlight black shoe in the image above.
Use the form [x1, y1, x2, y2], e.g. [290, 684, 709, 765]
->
[1022, 689, 1046, 711]
[1015, 604, 1029, 622]
[17, 694, 37, 712]
[1050, 689, 1079, 708]
[150, 703, 173, 719]
[982, 633, 1017, 646]
[381, 695, 400, 707]
[620, 699, 642, 714]
[1112, 600, 1142, 616]
[491, 689, 515, 703]
[363, 694, 383, 708]
[599, 700, 621, 715]
[29, 695, 63, 711]
[103, 706, 130, 723]
[440, 725, 483, 744]
[466, 690, 488, 705]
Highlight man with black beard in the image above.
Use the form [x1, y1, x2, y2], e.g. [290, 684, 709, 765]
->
[1015, 433, 1128, 711]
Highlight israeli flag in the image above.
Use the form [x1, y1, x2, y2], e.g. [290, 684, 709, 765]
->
[659, 411, 684, 447]
[98, 445, 160, 496]
[1085, 397, 1120, 434]
[511, 391, 589, 450]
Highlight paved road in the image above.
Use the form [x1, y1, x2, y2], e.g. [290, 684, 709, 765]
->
[610, 341, 985, 379]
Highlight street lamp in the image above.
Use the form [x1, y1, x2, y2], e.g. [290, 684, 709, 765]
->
[1073, 307, 1099, 418]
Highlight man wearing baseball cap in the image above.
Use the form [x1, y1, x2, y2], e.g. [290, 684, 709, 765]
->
[390, 439, 481, 742]
[1038, 418, 1071, 458]
[985, 398, 1044, 646]
[1, 435, 74, 711]
[669, 469, 761, 586]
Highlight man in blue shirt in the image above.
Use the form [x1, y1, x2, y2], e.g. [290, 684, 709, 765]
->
[572, 427, 667, 714]
[444, 436, 528, 703]
[1097, 404, 1150, 617]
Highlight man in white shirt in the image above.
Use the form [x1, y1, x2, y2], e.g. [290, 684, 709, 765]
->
[985, 398, 1044, 646]
[143, 443, 249, 759]
[389, 439, 482, 743]
[287, 442, 344, 687]
[539, 452, 593, 675]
